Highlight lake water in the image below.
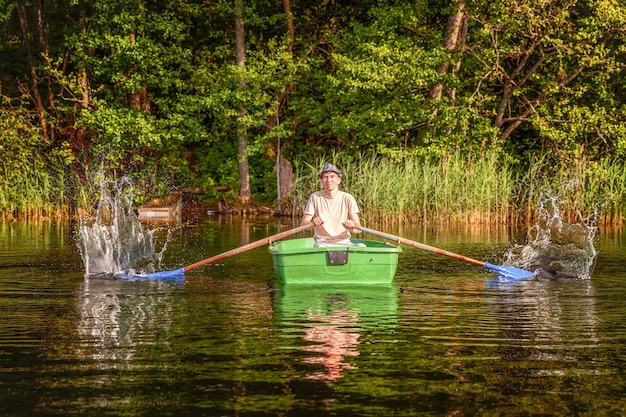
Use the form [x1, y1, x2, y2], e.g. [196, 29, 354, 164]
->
[0, 217, 625, 416]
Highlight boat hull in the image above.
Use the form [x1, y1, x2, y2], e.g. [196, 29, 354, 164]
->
[269, 237, 402, 284]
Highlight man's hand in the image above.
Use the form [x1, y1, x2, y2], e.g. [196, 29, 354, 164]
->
[342, 219, 356, 229]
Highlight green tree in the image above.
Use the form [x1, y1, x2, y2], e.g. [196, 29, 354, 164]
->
[286, 1, 498, 157]
[1, 0, 626, 216]
[54, 0, 206, 197]
[462, 0, 626, 160]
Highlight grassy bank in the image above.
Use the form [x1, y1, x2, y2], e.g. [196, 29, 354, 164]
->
[291, 152, 626, 226]
[2, 146, 624, 226]
[0, 165, 71, 220]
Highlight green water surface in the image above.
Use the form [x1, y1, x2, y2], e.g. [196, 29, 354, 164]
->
[0, 219, 624, 416]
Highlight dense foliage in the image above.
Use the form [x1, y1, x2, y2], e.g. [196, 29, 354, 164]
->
[0, 0, 625, 221]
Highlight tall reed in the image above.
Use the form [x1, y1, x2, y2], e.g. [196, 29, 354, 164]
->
[291, 151, 626, 226]
[0, 106, 69, 219]
[0, 159, 69, 220]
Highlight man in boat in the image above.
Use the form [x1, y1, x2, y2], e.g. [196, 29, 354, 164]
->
[301, 163, 365, 247]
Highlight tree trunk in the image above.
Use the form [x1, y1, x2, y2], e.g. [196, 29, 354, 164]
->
[283, 0, 295, 53]
[235, 0, 251, 204]
[278, 154, 294, 199]
[32, 0, 55, 113]
[430, 0, 466, 102]
[16, 1, 49, 140]
[127, 33, 151, 113]
[76, 9, 90, 108]
[269, 0, 297, 207]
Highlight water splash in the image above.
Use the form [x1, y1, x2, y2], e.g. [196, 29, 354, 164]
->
[77, 177, 168, 278]
[505, 191, 598, 279]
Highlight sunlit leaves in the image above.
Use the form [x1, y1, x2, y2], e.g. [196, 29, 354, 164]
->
[2, 0, 626, 214]
[462, 0, 626, 160]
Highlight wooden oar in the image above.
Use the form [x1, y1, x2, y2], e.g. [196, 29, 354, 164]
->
[136, 222, 315, 279]
[356, 226, 535, 281]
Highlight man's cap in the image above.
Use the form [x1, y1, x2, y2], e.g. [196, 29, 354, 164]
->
[319, 163, 342, 178]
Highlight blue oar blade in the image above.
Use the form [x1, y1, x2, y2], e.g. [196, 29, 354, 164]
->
[484, 263, 535, 281]
[143, 267, 185, 279]
[120, 267, 186, 280]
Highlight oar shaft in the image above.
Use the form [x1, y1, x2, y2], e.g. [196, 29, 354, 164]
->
[356, 226, 486, 268]
[182, 222, 314, 272]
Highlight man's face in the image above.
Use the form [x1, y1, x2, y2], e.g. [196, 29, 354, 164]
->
[320, 172, 341, 191]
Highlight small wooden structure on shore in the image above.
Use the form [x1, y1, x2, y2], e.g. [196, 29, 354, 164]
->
[137, 192, 182, 223]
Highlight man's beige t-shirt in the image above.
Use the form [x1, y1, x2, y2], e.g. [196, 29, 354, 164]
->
[303, 190, 360, 243]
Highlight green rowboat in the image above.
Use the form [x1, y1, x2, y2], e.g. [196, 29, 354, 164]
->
[269, 237, 402, 284]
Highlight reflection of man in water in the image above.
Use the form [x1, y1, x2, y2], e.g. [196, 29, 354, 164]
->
[303, 306, 361, 381]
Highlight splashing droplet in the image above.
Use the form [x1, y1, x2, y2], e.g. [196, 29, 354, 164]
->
[505, 191, 598, 279]
[77, 177, 168, 278]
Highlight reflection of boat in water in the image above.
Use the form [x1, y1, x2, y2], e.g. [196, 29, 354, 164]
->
[277, 284, 399, 328]
[275, 285, 399, 381]
[269, 238, 402, 284]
